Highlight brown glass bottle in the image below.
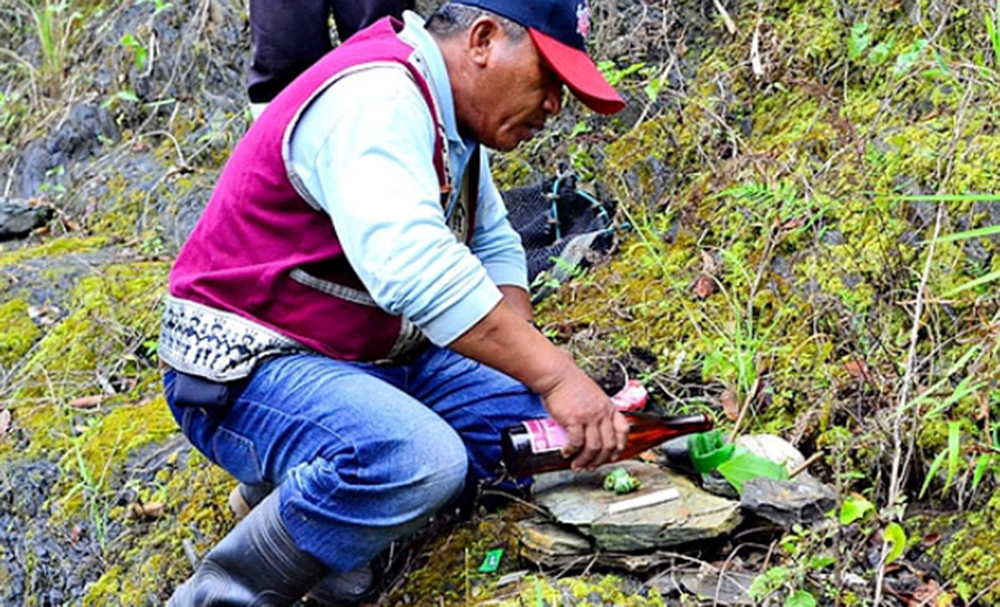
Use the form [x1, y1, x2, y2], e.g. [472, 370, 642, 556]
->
[501, 411, 714, 477]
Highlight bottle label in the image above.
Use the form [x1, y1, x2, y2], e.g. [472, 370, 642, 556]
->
[520, 381, 648, 455]
[522, 418, 568, 454]
[610, 379, 647, 412]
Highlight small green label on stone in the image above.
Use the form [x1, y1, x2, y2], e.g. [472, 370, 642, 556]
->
[479, 548, 504, 573]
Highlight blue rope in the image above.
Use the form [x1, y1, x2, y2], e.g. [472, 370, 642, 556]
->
[549, 176, 564, 241]
[575, 188, 621, 235]
[550, 176, 632, 240]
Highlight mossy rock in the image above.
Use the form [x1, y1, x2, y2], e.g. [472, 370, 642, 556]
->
[0, 298, 43, 370]
[930, 489, 1000, 604]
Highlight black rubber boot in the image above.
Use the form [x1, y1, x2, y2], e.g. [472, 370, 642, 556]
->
[168, 490, 327, 606]
[227, 482, 375, 606]
[302, 565, 374, 606]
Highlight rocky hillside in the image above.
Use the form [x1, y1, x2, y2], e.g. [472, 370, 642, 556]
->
[2, 0, 1000, 605]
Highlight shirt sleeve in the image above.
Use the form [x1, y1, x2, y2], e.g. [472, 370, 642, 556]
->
[469, 148, 529, 291]
[287, 66, 502, 346]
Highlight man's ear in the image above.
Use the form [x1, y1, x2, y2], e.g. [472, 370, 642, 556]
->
[467, 17, 503, 68]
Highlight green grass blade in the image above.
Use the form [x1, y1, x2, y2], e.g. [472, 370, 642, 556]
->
[871, 193, 1000, 203]
[928, 224, 1000, 243]
[926, 377, 984, 420]
[902, 346, 981, 413]
[942, 268, 1000, 298]
[972, 454, 991, 492]
[987, 12, 1000, 65]
[920, 450, 947, 499]
[944, 421, 961, 493]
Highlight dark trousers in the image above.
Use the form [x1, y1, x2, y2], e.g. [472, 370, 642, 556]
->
[248, 0, 415, 103]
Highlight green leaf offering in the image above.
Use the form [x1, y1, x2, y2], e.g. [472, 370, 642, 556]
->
[716, 450, 789, 493]
[603, 467, 641, 494]
[687, 430, 735, 474]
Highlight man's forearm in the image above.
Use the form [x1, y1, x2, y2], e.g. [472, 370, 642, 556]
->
[449, 299, 564, 395]
[499, 285, 533, 324]
[448, 300, 628, 470]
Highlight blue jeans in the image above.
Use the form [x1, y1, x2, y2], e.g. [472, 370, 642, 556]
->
[164, 346, 546, 573]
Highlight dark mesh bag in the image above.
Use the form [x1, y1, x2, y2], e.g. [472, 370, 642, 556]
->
[503, 173, 616, 302]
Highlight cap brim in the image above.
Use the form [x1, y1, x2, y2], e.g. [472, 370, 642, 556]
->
[528, 29, 625, 115]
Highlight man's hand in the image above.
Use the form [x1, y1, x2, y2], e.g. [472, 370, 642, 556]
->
[538, 357, 630, 470]
[449, 299, 629, 470]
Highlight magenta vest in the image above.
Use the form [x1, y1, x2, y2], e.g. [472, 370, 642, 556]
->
[169, 18, 457, 363]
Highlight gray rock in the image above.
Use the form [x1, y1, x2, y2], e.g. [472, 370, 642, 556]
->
[962, 235, 992, 267]
[821, 228, 845, 245]
[701, 470, 740, 499]
[532, 460, 742, 552]
[770, 254, 794, 283]
[0, 199, 52, 241]
[518, 519, 592, 558]
[516, 519, 677, 572]
[647, 566, 756, 605]
[15, 104, 117, 198]
[906, 199, 938, 229]
[740, 475, 837, 527]
[658, 435, 697, 476]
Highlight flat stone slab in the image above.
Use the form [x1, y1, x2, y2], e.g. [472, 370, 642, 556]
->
[531, 460, 742, 552]
[517, 519, 676, 572]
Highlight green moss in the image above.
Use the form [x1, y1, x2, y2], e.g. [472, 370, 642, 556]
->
[53, 396, 178, 521]
[0, 298, 42, 369]
[383, 508, 531, 605]
[0, 235, 110, 270]
[488, 574, 666, 606]
[12, 261, 167, 408]
[771, 0, 844, 66]
[88, 174, 153, 238]
[80, 449, 235, 607]
[932, 490, 1000, 603]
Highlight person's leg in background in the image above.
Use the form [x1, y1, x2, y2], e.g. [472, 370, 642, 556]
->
[247, 0, 415, 117]
[327, 0, 415, 41]
[247, 0, 334, 109]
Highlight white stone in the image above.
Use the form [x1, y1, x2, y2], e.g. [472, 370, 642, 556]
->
[735, 434, 805, 473]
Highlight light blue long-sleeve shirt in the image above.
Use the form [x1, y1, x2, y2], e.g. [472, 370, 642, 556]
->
[287, 11, 527, 347]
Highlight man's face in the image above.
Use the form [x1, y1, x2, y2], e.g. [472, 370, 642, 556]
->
[463, 28, 564, 151]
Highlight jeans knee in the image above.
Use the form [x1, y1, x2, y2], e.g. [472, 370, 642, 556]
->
[391, 430, 468, 511]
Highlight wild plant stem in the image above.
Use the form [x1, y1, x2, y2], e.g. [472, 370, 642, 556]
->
[877, 202, 944, 606]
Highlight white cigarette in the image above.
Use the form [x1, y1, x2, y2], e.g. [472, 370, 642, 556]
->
[607, 488, 681, 514]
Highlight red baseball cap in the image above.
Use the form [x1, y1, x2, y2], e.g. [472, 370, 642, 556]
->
[454, 0, 626, 115]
